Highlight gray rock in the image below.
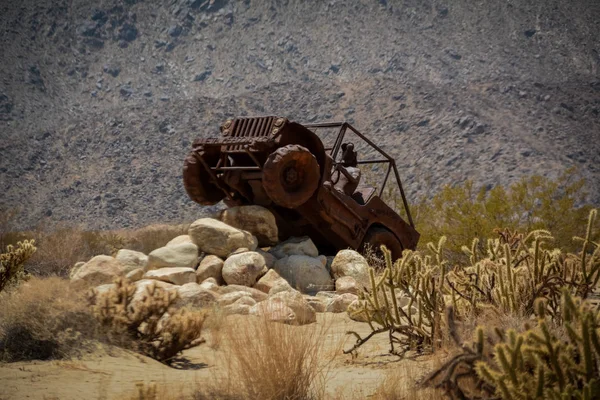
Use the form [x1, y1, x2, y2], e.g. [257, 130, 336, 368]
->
[273, 255, 333, 294]
[269, 236, 319, 259]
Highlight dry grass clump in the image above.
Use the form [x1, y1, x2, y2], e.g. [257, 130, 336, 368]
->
[217, 315, 334, 400]
[0, 277, 98, 361]
[0, 211, 189, 278]
[88, 278, 207, 364]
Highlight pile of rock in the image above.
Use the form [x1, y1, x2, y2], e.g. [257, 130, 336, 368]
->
[70, 205, 370, 325]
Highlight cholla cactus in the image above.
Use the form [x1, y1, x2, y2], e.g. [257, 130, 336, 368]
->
[88, 278, 206, 363]
[474, 290, 600, 400]
[0, 239, 36, 292]
[345, 237, 448, 356]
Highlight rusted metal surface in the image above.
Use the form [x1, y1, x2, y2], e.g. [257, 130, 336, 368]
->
[183, 116, 420, 259]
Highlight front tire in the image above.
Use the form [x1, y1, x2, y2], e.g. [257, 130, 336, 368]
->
[183, 150, 225, 205]
[262, 145, 320, 208]
[361, 226, 404, 262]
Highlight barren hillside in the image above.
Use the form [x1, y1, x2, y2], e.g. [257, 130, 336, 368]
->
[1, 0, 599, 229]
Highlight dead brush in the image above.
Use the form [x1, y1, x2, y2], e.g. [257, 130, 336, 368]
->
[219, 315, 334, 400]
[0, 277, 98, 362]
[87, 278, 207, 364]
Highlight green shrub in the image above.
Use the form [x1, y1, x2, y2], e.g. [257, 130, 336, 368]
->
[410, 169, 594, 259]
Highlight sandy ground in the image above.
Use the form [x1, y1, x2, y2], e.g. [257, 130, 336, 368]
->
[0, 313, 442, 400]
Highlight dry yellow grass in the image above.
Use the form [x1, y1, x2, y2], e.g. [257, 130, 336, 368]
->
[0, 220, 189, 277]
[0, 277, 98, 361]
[216, 315, 336, 400]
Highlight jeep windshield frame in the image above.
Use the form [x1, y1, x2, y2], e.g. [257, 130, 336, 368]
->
[303, 121, 415, 228]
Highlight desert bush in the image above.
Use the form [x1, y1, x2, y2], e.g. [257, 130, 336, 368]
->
[0, 239, 36, 292]
[410, 169, 594, 259]
[0, 277, 98, 362]
[87, 278, 206, 363]
[346, 208, 599, 359]
[221, 315, 332, 400]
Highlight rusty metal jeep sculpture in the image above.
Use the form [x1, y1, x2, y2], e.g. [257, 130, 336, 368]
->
[183, 116, 419, 259]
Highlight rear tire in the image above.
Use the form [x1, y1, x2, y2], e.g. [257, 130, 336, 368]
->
[183, 150, 225, 205]
[361, 226, 404, 262]
[262, 145, 320, 208]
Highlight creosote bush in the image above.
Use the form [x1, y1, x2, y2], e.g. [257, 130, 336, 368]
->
[87, 278, 206, 364]
[408, 169, 595, 259]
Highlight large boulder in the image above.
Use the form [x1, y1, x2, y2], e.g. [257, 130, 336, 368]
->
[221, 251, 266, 287]
[188, 218, 257, 258]
[330, 250, 370, 289]
[174, 283, 220, 308]
[71, 255, 129, 288]
[273, 255, 334, 294]
[253, 269, 289, 294]
[115, 249, 148, 271]
[143, 267, 197, 285]
[165, 235, 193, 247]
[269, 236, 318, 259]
[196, 255, 224, 284]
[218, 205, 278, 246]
[146, 243, 199, 271]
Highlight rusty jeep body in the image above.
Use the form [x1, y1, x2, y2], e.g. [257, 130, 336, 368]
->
[183, 116, 419, 259]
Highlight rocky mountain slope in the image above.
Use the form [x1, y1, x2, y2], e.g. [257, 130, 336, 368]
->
[1, 0, 599, 229]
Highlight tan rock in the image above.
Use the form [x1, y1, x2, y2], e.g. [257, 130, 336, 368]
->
[143, 267, 197, 285]
[330, 250, 370, 289]
[174, 283, 220, 308]
[147, 243, 199, 271]
[222, 251, 266, 287]
[115, 249, 148, 271]
[253, 269, 289, 294]
[71, 255, 128, 288]
[249, 299, 296, 324]
[217, 284, 269, 302]
[304, 296, 327, 313]
[270, 289, 316, 325]
[219, 205, 278, 246]
[125, 268, 145, 282]
[335, 276, 359, 295]
[165, 235, 193, 247]
[196, 255, 224, 284]
[188, 218, 257, 258]
[326, 293, 359, 313]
